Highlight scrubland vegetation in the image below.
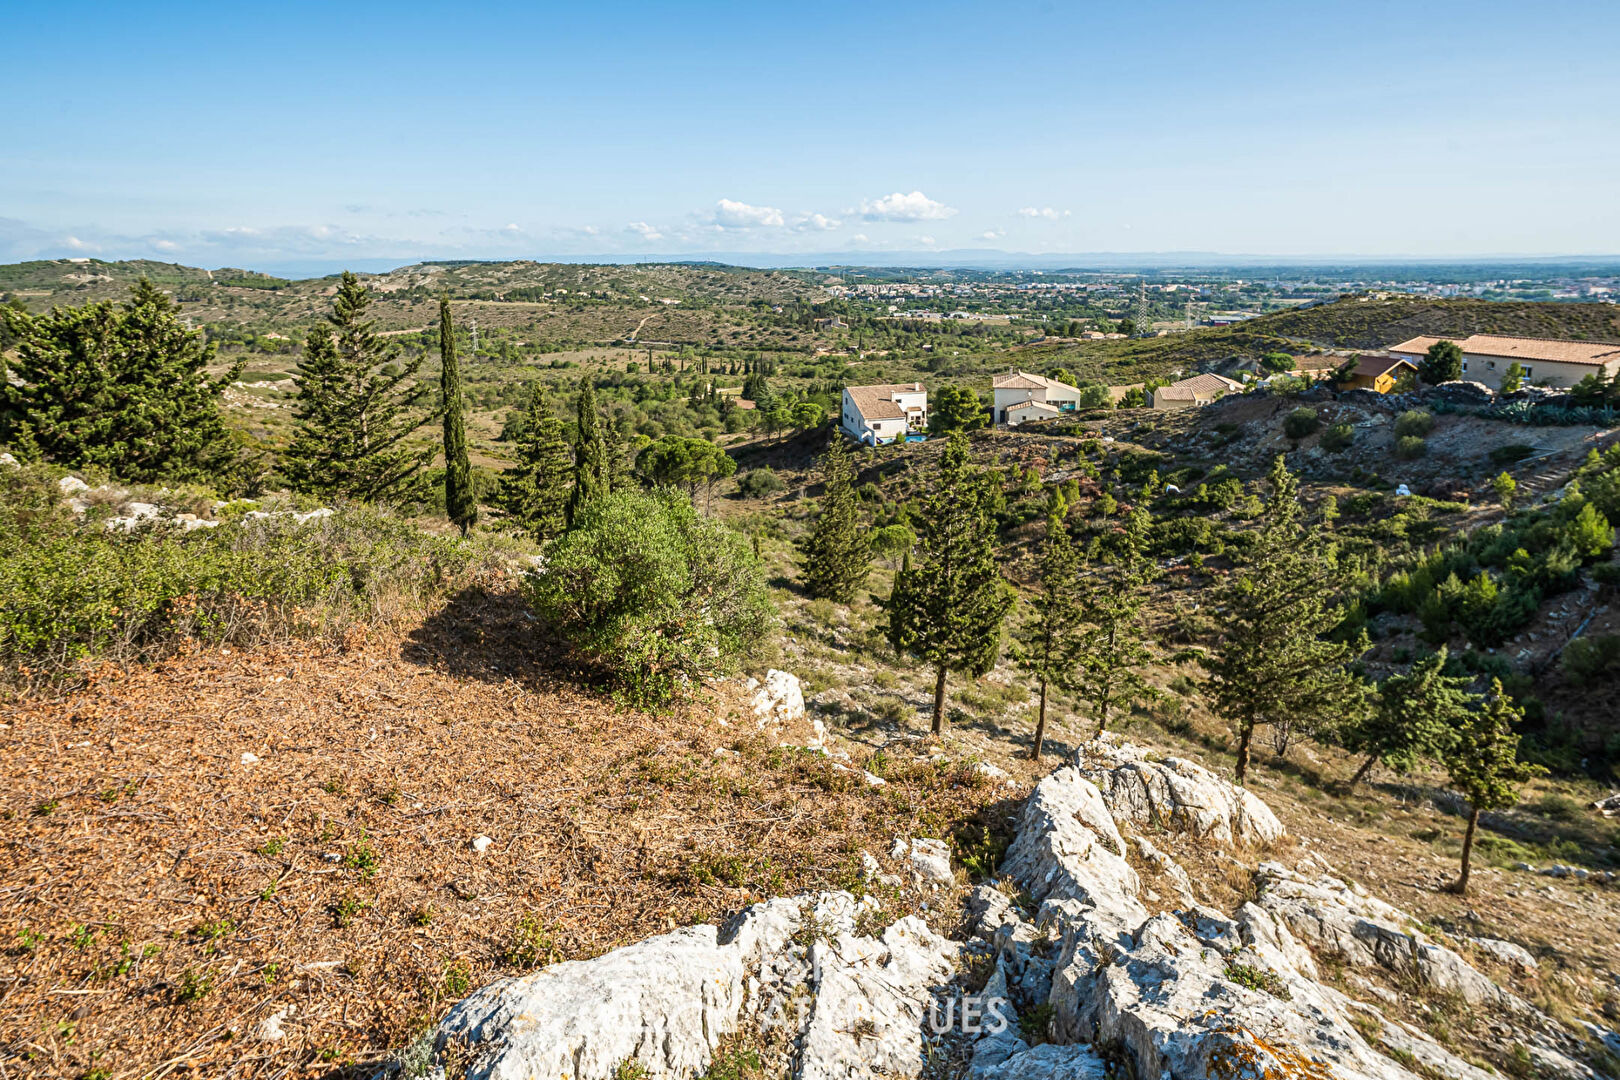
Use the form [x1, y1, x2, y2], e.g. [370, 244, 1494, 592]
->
[5, 262, 1620, 1077]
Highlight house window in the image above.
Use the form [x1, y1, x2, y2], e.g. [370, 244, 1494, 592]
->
[1521, 367, 1532, 380]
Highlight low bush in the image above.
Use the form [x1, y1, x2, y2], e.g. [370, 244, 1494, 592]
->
[1395, 410, 1435, 438]
[735, 468, 784, 499]
[1320, 422, 1355, 453]
[1283, 408, 1321, 440]
[1396, 435, 1428, 460]
[1562, 634, 1620, 686]
[0, 465, 490, 680]
[523, 489, 773, 706]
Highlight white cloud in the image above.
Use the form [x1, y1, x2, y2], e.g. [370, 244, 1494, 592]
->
[918, 235, 937, 247]
[981, 229, 1005, 240]
[793, 212, 841, 232]
[860, 190, 956, 222]
[1018, 207, 1071, 220]
[851, 233, 870, 244]
[713, 198, 785, 229]
[581, 225, 598, 236]
[625, 221, 664, 243]
[153, 239, 179, 251]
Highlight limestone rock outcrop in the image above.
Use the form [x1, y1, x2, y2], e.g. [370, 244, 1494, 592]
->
[421, 734, 1613, 1080]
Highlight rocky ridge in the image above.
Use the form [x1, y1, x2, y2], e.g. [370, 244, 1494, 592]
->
[416, 732, 1616, 1080]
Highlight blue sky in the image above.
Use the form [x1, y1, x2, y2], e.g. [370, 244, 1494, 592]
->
[4, 0, 1618, 270]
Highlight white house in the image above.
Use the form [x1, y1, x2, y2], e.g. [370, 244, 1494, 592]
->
[1149, 372, 1244, 410]
[1387, 334, 1620, 391]
[841, 383, 928, 445]
[992, 371, 1086, 426]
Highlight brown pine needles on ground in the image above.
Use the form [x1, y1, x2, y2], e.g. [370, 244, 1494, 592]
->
[0, 588, 1018, 1078]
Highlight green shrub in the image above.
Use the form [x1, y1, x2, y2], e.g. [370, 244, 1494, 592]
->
[1283, 408, 1320, 440]
[735, 468, 784, 499]
[0, 466, 486, 678]
[1320, 422, 1355, 453]
[1562, 634, 1620, 686]
[1396, 435, 1427, 460]
[1394, 410, 1434, 438]
[523, 489, 773, 706]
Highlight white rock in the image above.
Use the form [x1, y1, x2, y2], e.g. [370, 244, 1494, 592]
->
[1253, 864, 1526, 1010]
[434, 892, 958, 1080]
[1075, 734, 1284, 845]
[470, 835, 494, 854]
[974, 1041, 1108, 1079]
[749, 669, 806, 729]
[0, 452, 18, 468]
[860, 852, 881, 881]
[907, 835, 952, 887]
[240, 752, 260, 765]
[58, 476, 90, 495]
[1472, 937, 1539, 971]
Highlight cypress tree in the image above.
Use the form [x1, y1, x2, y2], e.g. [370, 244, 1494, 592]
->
[284, 272, 432, 503]
[1013, 514, 1084, 759]
[1203, 456, 1368, 784]
[801, 437, 871, 602]
[0, 279, 242, 483]
[567, 375, 609, 526]
[1443, 680, 1544, 895]
[1073, 506, 1156, 736]
[886, 430, 1015, 734]
[500, 381, 573, 542]
[439, 297, 477, 536]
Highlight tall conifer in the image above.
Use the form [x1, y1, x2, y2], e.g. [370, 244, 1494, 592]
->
[284, 272, 431, 502]
[801, 437, 871, 601]
[1072, 507, 1155, 737]
[1203, 457, 1367, 783]
[567, 376, 609, 526]
[439, 297, 476, 536]
[1443, 680, 1544, 895]
[500, 382, 573, 541]
[1342, 647, 1471, 787]
[885, 431, 1014, 734]
[1013, 514, 1084, 759]
[0, 279, 242, 483]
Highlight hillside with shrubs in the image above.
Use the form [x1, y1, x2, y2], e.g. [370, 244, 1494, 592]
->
[4, 271, 1620, 1078]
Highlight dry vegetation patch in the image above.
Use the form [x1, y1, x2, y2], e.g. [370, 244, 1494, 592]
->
[0, 591, 1014, 1078]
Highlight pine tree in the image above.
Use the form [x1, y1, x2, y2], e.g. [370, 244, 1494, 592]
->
[801, 437, 871, 602]
[1443, 680, 1545, 895]
[0, 279, 242, 483]
[1013, 514, 1084, 759]
[1073, 507, 1156, 736]
[284, 272, 432, 502]
[500, 382, 573, 541]
[885, 430, 1015, 734]
[567, 376, 609, 526]
[439, 297, 477, 536]
[1203, 456, 1368, 784]
[1342, 647, 1471, 787]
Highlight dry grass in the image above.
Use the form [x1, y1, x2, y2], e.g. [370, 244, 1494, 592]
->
[0, 588, 1014, 1078]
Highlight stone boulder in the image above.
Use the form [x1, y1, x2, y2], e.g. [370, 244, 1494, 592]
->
[1073, 734, 1284, 845]
[1252, 864, 1527, 1009]
[433, 892, 961, 1080]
